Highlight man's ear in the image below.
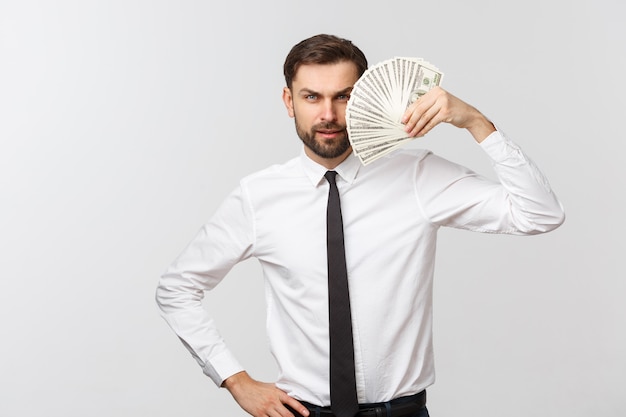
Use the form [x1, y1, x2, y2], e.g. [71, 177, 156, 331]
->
[282, 87, 295, 118]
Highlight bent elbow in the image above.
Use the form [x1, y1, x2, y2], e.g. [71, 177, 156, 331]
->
[154, 281, 170, 315]
[526, 203, 566, 235]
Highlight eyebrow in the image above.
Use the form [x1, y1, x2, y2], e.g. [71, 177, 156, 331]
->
[297, 87, 354, 96]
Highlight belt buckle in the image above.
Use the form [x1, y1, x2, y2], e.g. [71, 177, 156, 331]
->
[358, 405, 388, 417]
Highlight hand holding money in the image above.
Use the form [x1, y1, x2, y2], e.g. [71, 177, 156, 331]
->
[401, 87, 496, 143]
[345, 57, 445, 165]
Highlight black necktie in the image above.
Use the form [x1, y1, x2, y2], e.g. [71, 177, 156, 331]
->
[324, 171, 359, 417]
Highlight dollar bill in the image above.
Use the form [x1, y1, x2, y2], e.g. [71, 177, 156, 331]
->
[346, 56, 444, 165]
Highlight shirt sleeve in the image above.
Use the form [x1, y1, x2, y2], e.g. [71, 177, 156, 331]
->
[155, 184, 255, 386]
[416, 129, 565, 234]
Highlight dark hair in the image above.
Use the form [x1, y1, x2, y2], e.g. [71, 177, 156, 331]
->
[283, 34, 368, 89]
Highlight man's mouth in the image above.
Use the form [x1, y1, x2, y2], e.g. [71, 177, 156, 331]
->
[315, 127, 345, 140]
[317, 129, 340, 137]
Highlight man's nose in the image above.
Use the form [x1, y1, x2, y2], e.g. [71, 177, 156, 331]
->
[320, 99, 338, 122]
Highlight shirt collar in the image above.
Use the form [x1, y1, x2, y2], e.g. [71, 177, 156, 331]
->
[299, 147, 361, 187]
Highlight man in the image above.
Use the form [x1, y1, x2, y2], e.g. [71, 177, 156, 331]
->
[156, 34, 565, 417]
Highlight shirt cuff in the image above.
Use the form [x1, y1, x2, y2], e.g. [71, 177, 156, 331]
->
[478, 127, 527, 166]
[202, 349, 245, 387]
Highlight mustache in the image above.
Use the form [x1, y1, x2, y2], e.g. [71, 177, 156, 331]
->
[313, 122, 346, 131]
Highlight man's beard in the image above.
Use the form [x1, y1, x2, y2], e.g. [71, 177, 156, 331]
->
[295, 118, 351, 159]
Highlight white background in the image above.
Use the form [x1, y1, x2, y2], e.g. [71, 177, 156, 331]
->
[1, 1, 624, 416]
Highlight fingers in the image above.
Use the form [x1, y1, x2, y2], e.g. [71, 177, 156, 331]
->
[401, 87, 454, 137]
[252, 389, 307, 417]
[259, 397, 308, 417]
[226, 374, 309, 417]
[223, 373, 308, 417]
[403, 101, 443, 137]
[281, 394, 310, 417]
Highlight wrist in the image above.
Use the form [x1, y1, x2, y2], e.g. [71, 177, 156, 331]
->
[222, 371, 249, 391]
[466, 111, 496, 143]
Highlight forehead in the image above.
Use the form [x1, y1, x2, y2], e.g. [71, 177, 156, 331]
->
[292, 61, 360, 92]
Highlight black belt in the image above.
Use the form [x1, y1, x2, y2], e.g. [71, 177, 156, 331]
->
[289, 390, 426, 417]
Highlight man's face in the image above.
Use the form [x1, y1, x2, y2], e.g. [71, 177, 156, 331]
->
[283, 61, 360, 166]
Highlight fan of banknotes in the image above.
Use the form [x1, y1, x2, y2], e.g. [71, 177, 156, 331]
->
[346, 57, 444, 165]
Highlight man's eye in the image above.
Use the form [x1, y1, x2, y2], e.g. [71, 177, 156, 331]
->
[305, 95, 317, 100]
[337, 94, 350, 101]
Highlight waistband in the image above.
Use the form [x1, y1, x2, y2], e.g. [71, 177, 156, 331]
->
[293, 390, 426, 417]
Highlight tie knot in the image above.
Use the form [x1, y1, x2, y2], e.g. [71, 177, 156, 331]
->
[324, 170, 338, 185]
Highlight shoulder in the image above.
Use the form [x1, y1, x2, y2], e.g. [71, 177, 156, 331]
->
[362, 147, 439, 174]
[234, 156, 313, 204]
[382, 147, 433, 164]
[360, 147, 474, 186]
[239, 156, 302, 186]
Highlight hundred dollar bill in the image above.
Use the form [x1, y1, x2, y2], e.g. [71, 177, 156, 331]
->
[346, 56, 444, 165]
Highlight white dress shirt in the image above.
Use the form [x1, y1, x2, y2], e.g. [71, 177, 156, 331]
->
[156, 129, 564, 405]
